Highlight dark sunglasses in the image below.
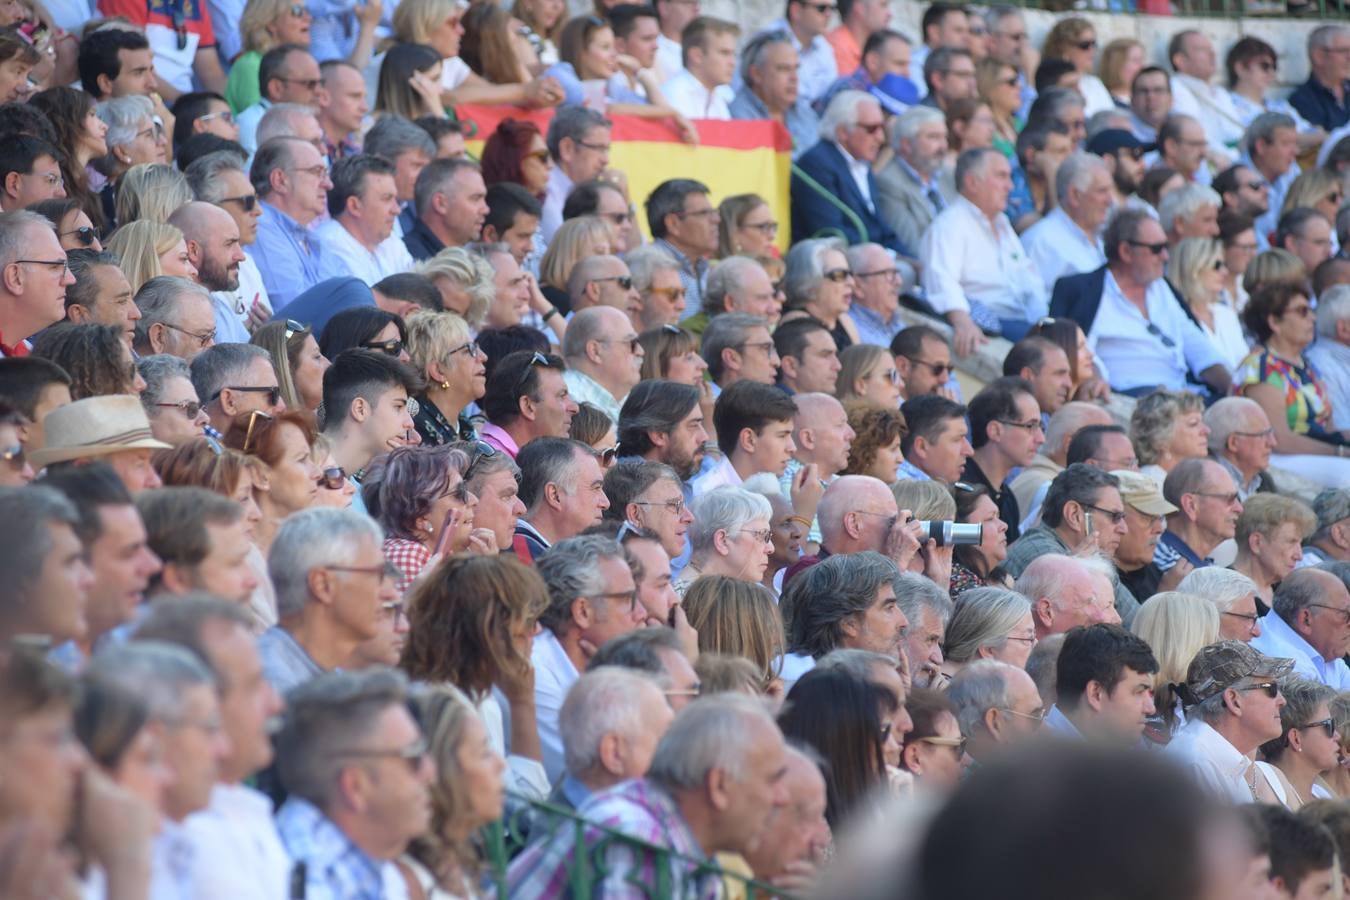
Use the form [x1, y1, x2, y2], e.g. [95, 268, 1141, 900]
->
[1128, 239, 1169, 255]
[514, 351, 555, 394]
[60, 226, 98, 247]
[221, 194, 258, 212]
[1299, 718, 1337, 739]
[462, 439, 499, 478]
[362, 338, 404, 356]
[593, 275, 634, 290]
[823, 267, 853, 283]
[212, 384, 283, 406]
[154, 399, 203, 419]
[1239, 681, 1280, 699]
[1075, 39, 1097, 50]
[316, 465, 346, 490]
[599, 446, 619, 465]
[283, 318, 308, 342]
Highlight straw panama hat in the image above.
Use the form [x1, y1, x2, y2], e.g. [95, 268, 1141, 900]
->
[29, 394, 171, 469]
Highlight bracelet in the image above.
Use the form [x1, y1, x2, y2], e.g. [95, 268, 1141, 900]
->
[787, 515, 812, 529]
[543, 307, 560, 320]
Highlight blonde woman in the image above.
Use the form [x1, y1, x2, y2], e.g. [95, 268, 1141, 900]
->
[838, 344, 903, 409]
[681, 574, 786, 699]
[1099, 38, 1144, 108]
[406, 310, 487, 445]
[415, 248, 495, 329]
[1242, 248, 1309, 299]
[1167, 237, 1248, 371]
[226, 0, 313, 111]
[1129, 388, 1210, 486]
[1129, 590, 1218, 739]
[1281, 169, 1344, 229]
[106, 221, 197, 294]
[250, 319, 329, 413]
[1231, 494, 1317, 605]
[1040, 17, 1113, 116]
[537, 214, 612, 307]
[114, 163, 194, 225]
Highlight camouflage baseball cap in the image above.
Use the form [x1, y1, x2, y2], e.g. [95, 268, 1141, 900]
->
[1184, 640, 1294, 705]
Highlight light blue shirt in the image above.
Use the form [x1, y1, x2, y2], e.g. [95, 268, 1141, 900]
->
[897, 459, 931, 482]
[1043, 704, 1083, 740]
[728, 86, 821, 160]
[252, 201, 326, 314]
[1241, 155, 1300, 251]
[1251, 608, 1350, 690]
[849, 302, 905, 348]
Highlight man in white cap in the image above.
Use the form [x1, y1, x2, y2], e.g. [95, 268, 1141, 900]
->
[1112, 468, 1179, 606]
[29, 395, 170, 493]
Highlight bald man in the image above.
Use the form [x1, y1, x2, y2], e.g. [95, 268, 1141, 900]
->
[1010, 401, 1115, 531]
[567, 255, 643, 323]
[786, 474, 923, 583]
[1016, 554, 1118, 640]
[561, 306, 645, 423]
[167, 202, 251, 339]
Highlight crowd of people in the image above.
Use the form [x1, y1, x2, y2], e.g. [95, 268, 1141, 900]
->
[2, 0, 1350, 895]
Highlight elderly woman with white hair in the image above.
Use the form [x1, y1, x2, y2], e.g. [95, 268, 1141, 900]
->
[674, 486, 774, 596]
[94, 95, 168, 226]
[1178, 566, 1264, 642]
[938, 586, 1036, 684]
[1305, 285, 1350, 432]
[415, 247, 496, 330]
[1231, 494, 1318, 606]
[1157, 182, 1221, 242]
[1130, 388, 1211, 486]
[1167, 237, 1248, 371]
[778, 237, 860, 349]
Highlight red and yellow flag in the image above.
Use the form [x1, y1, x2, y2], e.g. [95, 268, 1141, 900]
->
[456, 106, 792, 253]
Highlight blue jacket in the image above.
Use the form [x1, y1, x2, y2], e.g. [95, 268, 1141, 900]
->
[1048, 265, 1200, 336]
[790, 140, 910, 256]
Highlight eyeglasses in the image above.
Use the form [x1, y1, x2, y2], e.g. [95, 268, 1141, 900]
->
[1220, 609, 1261, 632]
[1000, 75, 1019, 87]
[1309, 603, 1350, 627]
[462, 439, 499, 479]
[154, 398, 203, 419]
[592, 274, 634, 290]
[595, 588, 639, 612]
[523, 149, 550, 165]
[855, 122, 885, 136]
[633, 497, 685, 515]
[326, 562, 393, 580]
[290, 164, 328, 180]
[997, 418, 1044, 433]
[316, 465, 346, 490]
[241, 409, 274, 453]
[362, 338, 404, 356]
[602, 211, 632, 226]
[647, 286, 686, 302]
[1255, 60, 1276, 72]
[1299, 718, 1337, 739]
[1128, 239, 1169, 255]
[600, 336, 642, 353]
[664, 684, 702, 700]
[161, 322, 217, 348]
[917, 735, 967, 757]
[1082, 502, 1127, 525]
[283, 318, 308, 342]
[1005, 634, 1038, 645]
[1241, 178, 1268, 191]
[823, 267, 853, 283]
[1191, 490, 1240, 505]
[379, 599, 407, 621]
[280, 77, 322, 91]
[574, 139, 611, 153]
[221, 194, 258, 212]
[904, 356, 953, 377]
[799, 0, 835, 12]
[446, 340, 480, 358]
[0, 443, 24, 471]
[737, 340, 775, 355]
[1238, 681, 1280, 699]
[212, 384, 283, 407]
[334, 737, 428, 772]
[134, 123, 164, 142]
[198, 109, 234, 125]
[675, 207, 719, 220]
[1232, 427, 1275, 441]
[737, 528, 773, 544]
[1074, 39, 1097, 50]
[1283, 303, 1315, 319]
[743, 220, 778, 235]
[855, 267, 900, 281]
[11, 258, 70, 276]
[60, 226, 98, 246]
[999, 706, 1046, 723]
[288, 2, 310, 14]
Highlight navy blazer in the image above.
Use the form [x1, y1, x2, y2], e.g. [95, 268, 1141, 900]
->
[791, 140, 911, 256]
[1048, 265, 1200, 337]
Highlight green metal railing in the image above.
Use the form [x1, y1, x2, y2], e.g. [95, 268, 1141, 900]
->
[482, 791, 792, 899]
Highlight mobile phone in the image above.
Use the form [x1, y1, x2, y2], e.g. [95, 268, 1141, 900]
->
[1083, 509, 1095, 537]
[432, 507, 459, 557]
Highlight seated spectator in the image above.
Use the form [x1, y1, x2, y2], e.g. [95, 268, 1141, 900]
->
[564, 179, 640, 253]
[1044, 623, 1158, 744]
[507, 694, 788, 896]
[922, 46, 978, 115]
[876, 106, 949, 256]
[315, 155, 416, 286]
[696, 380, 797, 493]
[1257, 805, 1339, 898]
[131, 277, 217, 362]
[0, 136, 64, 211]
[514, 437, 609, 558]
[540, 107, 613, 242]
[403, 310, 485, 445]
[682, 575, 784, 694]
[1005, 462, 1125, 581]
[898, 394, 971, 483]
[1009, 401, 1113, 527]
[921, 147, 1045, 352]
[780, 551, 908, 685]
[1026, 310, 1110, 404]
[775, 317, 842, 395]
[899, 687, 964, 789]
[617, 379, 708, 487]
[1258, 676, 1339, 810]
[1050, 207, 1231, 397]
[135, 485, 257, 605]
[480, 351, 577, 458]
[1164, 640, 1294, 802]
[700, 313, 780, 391]
[1131, 388, 1211, 486]
[714, 194, 778, 260]
[890, 325, 955, 403]
[1232, 496, 1317, 605]
[1155, 457, 1243, 577]
[625, 247, 686, 330]
[792, 91, 908, 255]
[730, 30, 821, 159]
[677, 487, 773, 592]
[1005, 119, 1074, 234]
[842, 402, 906, 482]
[940, 586, 1036, 683]
[0, 399, 33, 485]
[1020, 153, 1111, 296]
[32, 394, 169, 492]
[1165, 237, 1247, 371]
[1175, 567, 1263, 643]
[962, 377, 1042, 542]
[945, 481, 1010, 599]
[62, 250, 135, 342]
[249, 137, 333, 311]
[1002, 337, 1072, 422]
[1105, 468, 1175, 609]
[1235, 284, 1350, 485]
[405, 159, 490, 261]
[483, 183, 544, 264]
[414, 247, 495, 327]
[0, 355, 73, 452]
[320, 350, 422, 502]
[93, 96, 168, 224]
[647, 179, 720, 313]
[1251, 567, 1350, 690]
[1300, 489, 1350, 568]
[945, 659, 1044, 764]
[1274, 209, 1334, 279]
[1017, 554, 1115, 641]
[1128, 590, 1217, 739]
[1306, 287, 1350, 432]
[660, 16, 739, 120]
[0, 210, 75, 354]
[0, 485, 90, 645]
[560, 307, 643, 423]
[192, 343, 285, 436]
[30, 323, 145, 400]
[1289, 25, 1350, 133]
[234, 43, 320, 151]
[586, 626, 701, 710]
[271, 669, 432, 897]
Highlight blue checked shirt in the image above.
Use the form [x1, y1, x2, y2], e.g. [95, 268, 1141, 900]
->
[274, 797, 407, 900]
[252, 202, 326, 314]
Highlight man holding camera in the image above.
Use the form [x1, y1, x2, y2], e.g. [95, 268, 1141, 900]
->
[961, 376, 1044, 543]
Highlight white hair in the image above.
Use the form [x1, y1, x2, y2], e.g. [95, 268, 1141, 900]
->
[687, 486, 772, 554]
[268, 508, 384, 617]
[1316, 284, 1350, 340]
[819, 90, 878, 141]
[1055, 152, 1109, 206]
[1176, 567, 1259, 615]
[1157, 183, 1221, 234]
[560, 667, 665, 776]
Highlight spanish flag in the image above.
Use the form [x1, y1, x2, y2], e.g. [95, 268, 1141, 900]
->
[457, 106, 793, 253]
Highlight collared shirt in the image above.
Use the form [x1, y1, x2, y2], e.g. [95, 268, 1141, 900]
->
[661, 69, 734, 120]
[1170, 73, 1243, 159]
[728, 86, 821, 159]
[691, 455, 744, 496]
[1241, 155, 1300, 249]
[531, 628, 579, 783]
[275, 797, 408, 900]
[507, 779, 718, 900]
[540, 165, 575, 245]
[1153, 529, 1214, 573]
[899, 156, 945, 214]
[184, 783, 291, 900]
[897, 458, 931, 482]
[1009, 455, 1063, 530]
[257, 625, 323, 694]
[1213, 453, 1263, 503]
[1086, 270, 1225, 393]
[315, 219, 415, 287]
[1020, 207, 1106, 296]
[151, 818, 194, 900]
[252, 202, 325, 314]
[920, 195, 1046, 323]
[212, 253, 271, 343]
[834, 140, 875, 212]
[1043, 705, 1084, 740]
[655, 238, 709, 315]
[1130, 112, 1158, 144]
[825, 24, 861, 74]
[401, 215, 446, 262]
[759, 18, 838, 105]
[236, 99, 271, 155]
[1252, 608, 1350, 690]
[849, 301, 905, 348]
[654, 33, 683, 84]
[1306, 339, 1350, 431]
[563, 368, 621, 423]
[1290, 76, 1350, 132]
[1164, 718, 1257, 804]
[1229, 91, 1315, 134]
[479, 421, 521, 459]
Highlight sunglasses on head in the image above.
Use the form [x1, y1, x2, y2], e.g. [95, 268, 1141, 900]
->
[60, 226, 98, 247]
[316, 465, 346, 490]
[283, 318, 308, 342]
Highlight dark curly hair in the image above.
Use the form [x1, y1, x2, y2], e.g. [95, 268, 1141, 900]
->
[842, 401, 907, 477]
[1242, 283, 1309, 345]
[29, 323, 136, 400]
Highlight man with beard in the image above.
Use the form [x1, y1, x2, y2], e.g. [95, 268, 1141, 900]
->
[1214, 164, 1271, 225]
[170, 203, 247, 299]
[132, 277, 219, 362]
[617, 380, 709, 494]
[316, 154, 415, 286]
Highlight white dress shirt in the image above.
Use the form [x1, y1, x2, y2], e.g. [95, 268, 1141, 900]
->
[1164, 718, 1257, 804]
[1086, 270, 1226, 392]
[315, 218, 415, 286]
[919, 195, 1046, 323]
[540, 165, 575, 245]
[212, 254, 272, 344]
[834, 141, 876, 212]
[654, 33, 683, 85]
[1199, 300, 1250, 373]
[563, 368, 622, 423]
[661, 69, 733, 120]
[1170, 74, 1243, 161]
[1251, 609, 1350, 690]
[1078, 74, 1116, 118]
[759, 18, 838, 105]
[531, 628, 580, 783]
[1020, 207, 1106, 295]
[183, 783, 291, 900]
[1307, 340, 1350, 431]
[691, 455, 744, 496]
